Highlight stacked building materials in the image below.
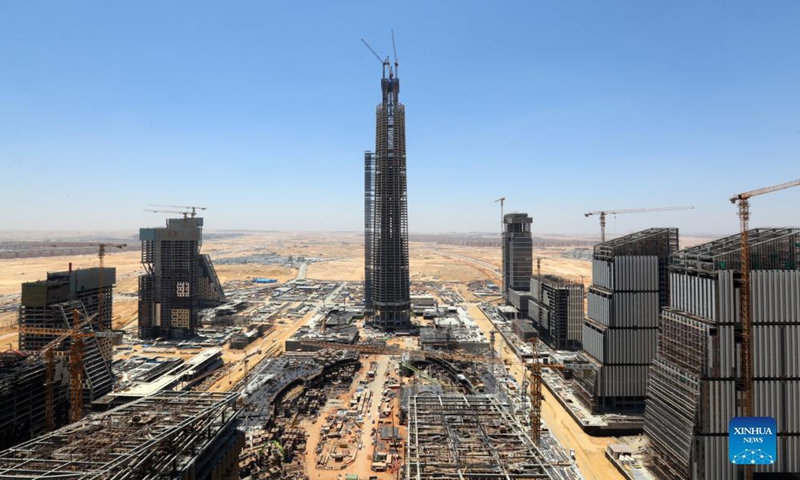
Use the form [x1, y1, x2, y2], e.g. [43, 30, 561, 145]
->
[575, 228, 678, 413]
[645, 228, 800, 479]
[528, 274, 584, 350]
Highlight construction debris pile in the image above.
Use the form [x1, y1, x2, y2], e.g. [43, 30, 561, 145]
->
[238, 350, 361, 479]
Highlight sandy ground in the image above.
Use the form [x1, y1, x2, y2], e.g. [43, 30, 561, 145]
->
[303, 354, 398, 480]
[466, 303, 623, 480]
[205, 307, 316, 393]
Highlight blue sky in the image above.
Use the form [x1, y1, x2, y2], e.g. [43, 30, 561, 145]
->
[1, 1, 798, 236]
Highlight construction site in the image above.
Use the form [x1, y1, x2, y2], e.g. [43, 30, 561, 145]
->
[0, 21, 798, 480]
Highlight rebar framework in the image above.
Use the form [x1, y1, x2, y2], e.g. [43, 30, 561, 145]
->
[0, 391, 242, 479]
[406, 394, 554, 479]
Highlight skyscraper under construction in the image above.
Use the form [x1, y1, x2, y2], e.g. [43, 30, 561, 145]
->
[365, 55, 410, 331]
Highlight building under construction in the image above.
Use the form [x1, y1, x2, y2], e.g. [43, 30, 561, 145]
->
[576, 228, 678, 413]
[405, 394, 574, 479]
[0, 352, 69, 450]
[644, 228, 800, 479]
[365, 57, 411, 331]
[364, 150, 375, 313]
[139, 216, 225, 339]
[529, 274, 584, 350]
[18, 267, 116, 405]
[0, 391, 243, 479]
[502, 213, 533, 303]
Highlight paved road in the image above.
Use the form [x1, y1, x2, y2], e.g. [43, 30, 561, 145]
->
[295, 262, 308, 281]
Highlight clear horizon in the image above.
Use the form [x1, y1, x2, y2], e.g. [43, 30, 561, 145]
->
[2, 2, 799, 234]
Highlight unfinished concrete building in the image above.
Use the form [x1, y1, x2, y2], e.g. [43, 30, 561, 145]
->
[139, 216, 224, 339]
[575, 228, 678, 413]
[645, 228, 800, 479]
[0, 352, 69, 450]
[406, 394, 561, 479]
[0, 391, 242, 479]
[367, 59, 411, 330]
[18, 267, 115, 405]
[529, 274, 584, 350]
[502, 213, 533, 303]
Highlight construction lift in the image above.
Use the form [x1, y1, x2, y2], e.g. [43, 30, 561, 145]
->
[584, 205, 694, 242]
[729, 177, 800, 480]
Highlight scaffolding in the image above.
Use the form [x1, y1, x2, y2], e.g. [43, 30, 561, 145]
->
[671, 228, 800, 275]
[0, 391, 242, 479]
[406, 394, 556, 479]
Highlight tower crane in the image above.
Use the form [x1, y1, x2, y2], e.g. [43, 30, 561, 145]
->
[361, 38, 390, 77]
[20, 310, 99, 428]
[584, 205, 694, 242]
[730, 177, 800, 480]
[147, 204, 206, 217]
[47, 243, 127, 332]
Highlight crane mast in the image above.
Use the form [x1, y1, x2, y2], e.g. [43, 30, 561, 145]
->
[729, 178, 800, 480]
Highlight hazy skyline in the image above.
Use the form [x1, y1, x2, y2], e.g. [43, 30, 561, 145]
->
[1, 2, 798, 236]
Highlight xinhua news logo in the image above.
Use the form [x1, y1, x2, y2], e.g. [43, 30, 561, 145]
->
[729, 416, 777, 465]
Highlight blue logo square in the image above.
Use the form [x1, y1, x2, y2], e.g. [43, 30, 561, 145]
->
[729, 416, 777, 465]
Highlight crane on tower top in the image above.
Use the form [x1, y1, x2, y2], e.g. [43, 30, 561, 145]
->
[361, 38, 390, 78]
[729, 177, 800, 480]
[584, 205, 694, 242]
[147, 204, 206, 218]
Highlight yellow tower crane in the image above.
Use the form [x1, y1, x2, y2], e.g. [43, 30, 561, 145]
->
[729, 178, 800, 480]
[584, 205, 694, 242]
[20, 310, 98, 428]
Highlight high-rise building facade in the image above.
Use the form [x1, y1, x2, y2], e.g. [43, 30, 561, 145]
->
[368, 65, 410, 331]
[575, 228, 678, 414]
[645, 228, 800, 479]
[502, 213, 533, 302]
[364, 150, 375, 313]
[139, 216, 224, 339]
